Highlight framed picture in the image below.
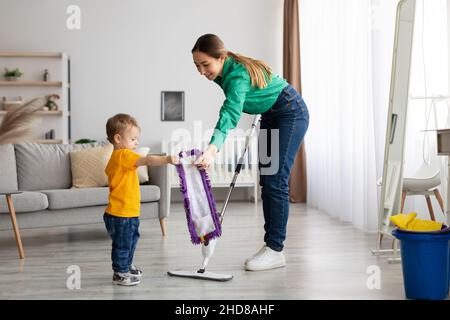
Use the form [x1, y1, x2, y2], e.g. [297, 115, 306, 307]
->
[161, 91, 185, 121]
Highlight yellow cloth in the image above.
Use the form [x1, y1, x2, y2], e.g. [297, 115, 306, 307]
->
[390, 212, 443, 231]
[105, 149, 142, 218]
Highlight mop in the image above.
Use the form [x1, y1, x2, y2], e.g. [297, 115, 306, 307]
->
[175, 148, 222, 245]
[168, 114, 261, 281]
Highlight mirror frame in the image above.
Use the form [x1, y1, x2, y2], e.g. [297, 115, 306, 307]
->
[377, 0, 416, 246]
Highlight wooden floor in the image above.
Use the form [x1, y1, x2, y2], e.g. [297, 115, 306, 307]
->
[0, 202, 409, 299]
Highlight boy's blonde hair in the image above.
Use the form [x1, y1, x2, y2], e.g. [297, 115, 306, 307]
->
[191, 33, 272, 89]
[106, 113, 140, 144]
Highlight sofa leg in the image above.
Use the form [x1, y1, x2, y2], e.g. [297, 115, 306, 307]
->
[159, 218, 167, 236]
[5, 194, 25, 259]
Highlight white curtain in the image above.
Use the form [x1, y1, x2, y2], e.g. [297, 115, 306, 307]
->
[300, 0, 386, 231]
[300, 0, 449, 231]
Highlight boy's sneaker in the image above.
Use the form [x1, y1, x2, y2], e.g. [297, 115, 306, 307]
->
[129, 265, 143, 277]
[112, 272, 140, 286]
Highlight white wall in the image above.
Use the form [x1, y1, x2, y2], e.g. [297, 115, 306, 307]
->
[0, 0, 284, 151]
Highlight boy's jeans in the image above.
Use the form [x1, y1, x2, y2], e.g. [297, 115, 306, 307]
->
[103, 212, 140, 273]
[259, 84, 310, 252]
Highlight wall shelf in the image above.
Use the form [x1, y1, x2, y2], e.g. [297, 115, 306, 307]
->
[0, 52, 63, 58]
[0, 110, 62, 115]
[0, 51, 70, 143]
[0, 81, 62, 87]
[34, 139, 63, 144]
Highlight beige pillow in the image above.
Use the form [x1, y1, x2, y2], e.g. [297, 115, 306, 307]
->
[135, 147, 150, 184]
[70, 143, 114, 188]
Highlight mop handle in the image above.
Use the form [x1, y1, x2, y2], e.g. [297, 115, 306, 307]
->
[219, 114, 261, 224]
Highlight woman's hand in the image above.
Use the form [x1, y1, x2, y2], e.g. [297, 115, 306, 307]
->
[194, 144, 218, 170]
[168, 154, 180, 165]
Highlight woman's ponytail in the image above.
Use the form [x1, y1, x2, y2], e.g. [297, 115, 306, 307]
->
[227, 51, 272, 89]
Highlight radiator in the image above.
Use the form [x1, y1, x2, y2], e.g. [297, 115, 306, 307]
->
[162, 134, 259, 204]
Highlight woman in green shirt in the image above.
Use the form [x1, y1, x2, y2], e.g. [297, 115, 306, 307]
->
[192, 34, 309, 271]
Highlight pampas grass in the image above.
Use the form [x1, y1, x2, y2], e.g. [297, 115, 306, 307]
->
[0, 97, 45, 145]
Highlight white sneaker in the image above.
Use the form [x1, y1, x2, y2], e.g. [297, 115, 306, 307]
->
[245, 247, 286, 271]
[244, 245, 267, 265]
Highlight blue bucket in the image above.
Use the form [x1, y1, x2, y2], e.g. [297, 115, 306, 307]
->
[392, 228, 450, 300]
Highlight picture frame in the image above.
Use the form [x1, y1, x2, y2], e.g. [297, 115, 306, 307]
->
[161, 91, 185, 121]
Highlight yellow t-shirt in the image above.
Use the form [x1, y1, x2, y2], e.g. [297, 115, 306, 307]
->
[105, 149, 142, 218]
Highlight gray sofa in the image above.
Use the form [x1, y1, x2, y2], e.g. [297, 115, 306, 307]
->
[0, 143, 169, 234]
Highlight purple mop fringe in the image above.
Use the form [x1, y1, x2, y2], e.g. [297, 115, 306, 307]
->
[175, 149, 222, 245]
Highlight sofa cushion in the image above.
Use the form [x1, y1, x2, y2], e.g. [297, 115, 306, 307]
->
[15, 142, 106, 191]
[0, 191, 48, 213]
[41, 185, 160, 210]
[0, 144, 18, 193]
[135, 147, 150, 184]
[70, 143, 113, 188]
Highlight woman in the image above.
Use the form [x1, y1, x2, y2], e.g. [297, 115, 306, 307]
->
[192, 34, 309, 271]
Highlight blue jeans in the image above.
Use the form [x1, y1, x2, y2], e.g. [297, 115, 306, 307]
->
[259, 84, 309, 252]
[103, 213, 140, 273]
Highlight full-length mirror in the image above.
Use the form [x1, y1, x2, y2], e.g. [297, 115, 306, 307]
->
[376, 0, 416, 251]
[376, 0, 450, 254]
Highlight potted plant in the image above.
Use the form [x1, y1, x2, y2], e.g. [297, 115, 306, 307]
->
[4, 68, 24, 81]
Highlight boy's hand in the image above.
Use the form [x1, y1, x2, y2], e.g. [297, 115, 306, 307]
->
[169, 154, 180, 165]
[194, 144, 218, 170]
